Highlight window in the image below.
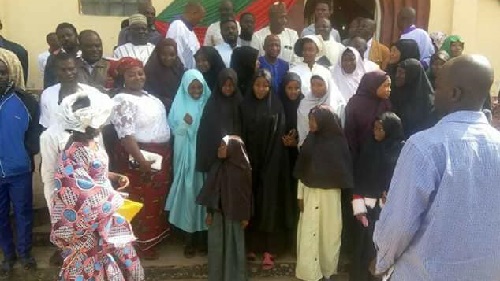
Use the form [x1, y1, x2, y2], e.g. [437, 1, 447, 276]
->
[80, 0, 140, 17]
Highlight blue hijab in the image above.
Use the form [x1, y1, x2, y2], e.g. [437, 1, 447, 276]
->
[166, 69, 212, 233]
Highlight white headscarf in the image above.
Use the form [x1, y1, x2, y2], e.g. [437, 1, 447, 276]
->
[297, 69, 345, 146]
[331, 47, 366, 102]
[302, 34, 325, 59]
[59, 91, 114, 133]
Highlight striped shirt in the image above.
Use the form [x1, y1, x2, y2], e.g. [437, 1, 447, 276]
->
[113, 43, 155, 65]
[374, 110, 500, 281]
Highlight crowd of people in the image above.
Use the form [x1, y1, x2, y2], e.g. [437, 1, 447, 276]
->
[0, 0, 499, 281]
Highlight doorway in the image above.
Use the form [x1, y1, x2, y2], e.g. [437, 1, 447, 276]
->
[304, 0, 377, 39]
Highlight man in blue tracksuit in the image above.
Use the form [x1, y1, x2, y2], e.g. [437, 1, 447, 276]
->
[0, 56, 42, 276]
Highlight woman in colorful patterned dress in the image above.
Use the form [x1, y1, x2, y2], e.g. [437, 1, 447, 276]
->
[50, 92, 144, 281]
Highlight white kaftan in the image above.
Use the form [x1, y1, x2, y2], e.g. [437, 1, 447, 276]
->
[251, 27, 300, 65]
[296, 181, 342, 281]
[166, 19, 200, 69]
[113, 43, 155, 65]
[322, 39, 345, 67]
[203, 21, 241, 47]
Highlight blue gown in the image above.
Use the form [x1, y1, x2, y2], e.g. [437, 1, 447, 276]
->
[166, 69, 212, 233]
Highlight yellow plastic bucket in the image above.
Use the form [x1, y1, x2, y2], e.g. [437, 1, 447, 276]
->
[117, 199, 143, 222]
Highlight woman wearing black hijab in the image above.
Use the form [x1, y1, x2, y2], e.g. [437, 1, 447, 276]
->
[144, 38, 186, 112]
[230, 46, 259, 95]
[194, 46, 226, 91]
[393, 58, 436, 138]
[197, 68, 243, 173]
[240, 69, 292, 269]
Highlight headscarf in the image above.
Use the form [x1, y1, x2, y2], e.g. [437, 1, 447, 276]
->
[294, 105, 353, 189]
[393, 58, 436, 138]
[294, 35, 325, 58]
[427, 50, 450, 89]
[280, 72, 304, 133]
[59, 91, 114, 133]
[392, 39, 420, 62]
[194, 46, 226, 91]
[197, 135, 252, 221]
[168, 69, 212, 137]
[196, 68, 243, 172]
[440, 35, 464, 57]
[116, 57, 144, 77]
[331, 47, 366, 102]
[144, 38, 185, 106]
[297, 71, 332, 146]
[430, 31, 447, 50]
[230, 46, 259, 95]
[344, 70, 392, 156]
[354, 112, 405, 197]
[0, 49, 25, 90]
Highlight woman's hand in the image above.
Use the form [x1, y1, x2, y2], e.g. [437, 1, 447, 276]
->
[184, 113, 193, 125]
[298, 199, 304, 213]
[116, 175, 129, 190]
[356, 214, 369, 227]
[206, 214, 213, 226]
[241, 220, 249, 229]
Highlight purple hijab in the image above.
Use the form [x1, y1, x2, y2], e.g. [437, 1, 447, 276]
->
[344, 70, 392, 157]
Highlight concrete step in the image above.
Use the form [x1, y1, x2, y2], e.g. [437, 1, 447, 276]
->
[5, 243, 348, 280]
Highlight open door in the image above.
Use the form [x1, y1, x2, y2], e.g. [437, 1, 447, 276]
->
[379, 0, 431, 46]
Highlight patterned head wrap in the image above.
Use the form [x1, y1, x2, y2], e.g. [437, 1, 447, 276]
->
[0, 48, 25, 90]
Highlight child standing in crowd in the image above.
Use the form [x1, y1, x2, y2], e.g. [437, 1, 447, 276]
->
[345, 70, 392, 158]
[194, 46, 226, 91]
[167, 69, 212, 258]
[197, 136, 252, 281]
[197, 68, 243, 173]
[350, 112, 405, 281]
[297, 73, 331, 146]
[294, 105, 353, 281]
[240, 69, 293, 269]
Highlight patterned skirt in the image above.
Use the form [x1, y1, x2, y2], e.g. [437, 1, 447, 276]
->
[113, 142, 172, 251]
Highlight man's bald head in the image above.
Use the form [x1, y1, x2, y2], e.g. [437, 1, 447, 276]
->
[358, 18, 376, 40]
[219, 0, 235, 20]
[264, 34, 281, 59]
[397, 7, 416, 31]
[435, 55, 494, 116]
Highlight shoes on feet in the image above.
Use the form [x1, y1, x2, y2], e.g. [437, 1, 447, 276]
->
[21, 256, 37, 271]
[0, 256, 17, 278]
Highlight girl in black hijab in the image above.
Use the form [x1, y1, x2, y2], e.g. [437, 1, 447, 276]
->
[351, 112, 405, 281]
[240, 69, 292, 269]
[294, 105, 353, 281]
[197, 68, 243, 173]
[197, 136, 252, 281]
[194, 46, 226, 91]
[230, 46, 259, 95]
[393, 58, 436, 138]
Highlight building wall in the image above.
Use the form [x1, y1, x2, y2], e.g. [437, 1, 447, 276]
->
[0, 0, 173, 89]
[2, 0, 500, 93]
[428, 0, 500, 93]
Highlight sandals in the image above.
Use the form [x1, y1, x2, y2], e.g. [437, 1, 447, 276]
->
[262, 252, 275, 270]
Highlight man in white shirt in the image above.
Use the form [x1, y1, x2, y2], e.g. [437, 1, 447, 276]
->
[238, 12, 255, 47]
[114, 14, 155, 65]
[252, 2, 299, 65]
[166, 1, 205, 69]
[349, 36, 380, 72]
[301, 0, 341, 43]
[204, 0, 240, 47]
[398, 7, 435, 68]
[315, 17, 345, 67]
[215, 19, 239, 67]
[39, 53, 105, 206]
[38, 33, 60, 74]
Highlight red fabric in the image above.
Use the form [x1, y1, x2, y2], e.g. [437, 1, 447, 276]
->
[113, 142, 172, 251]
[116, 57, 144, 76]
[155, 0, 297, 44]
[353, 194, 363, 200]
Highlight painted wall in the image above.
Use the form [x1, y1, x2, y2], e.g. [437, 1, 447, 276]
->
[0, 0, 173, 89]
[428, 0, 500, 93]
